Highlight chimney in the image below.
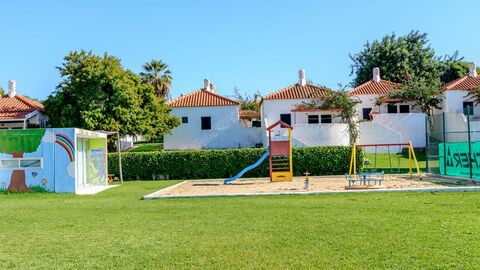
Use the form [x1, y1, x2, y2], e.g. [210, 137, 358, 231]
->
[8, 80, 16, 98]
[298, 69, 306, 86]
[469, 62, 477, 77]
[372, 67, 380, 82]
[204, 79, 210, 91]
[209, 83, 216, 93]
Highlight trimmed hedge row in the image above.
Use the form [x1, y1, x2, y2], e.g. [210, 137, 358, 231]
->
[107, 146, 363, 180]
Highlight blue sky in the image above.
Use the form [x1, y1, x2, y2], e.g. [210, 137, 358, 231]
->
[0, 0, 479, 100]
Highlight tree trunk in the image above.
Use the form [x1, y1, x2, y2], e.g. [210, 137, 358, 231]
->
[6, 152, 30, 192]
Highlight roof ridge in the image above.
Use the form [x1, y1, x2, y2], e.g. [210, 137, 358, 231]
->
[200, 89, 240, 104]
[441, 75, 468, 90]
[14, 95, 44, 110]
[262, 83, 327, 100]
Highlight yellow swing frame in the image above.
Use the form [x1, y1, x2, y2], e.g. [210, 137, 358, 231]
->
[348, 141, 422, 180]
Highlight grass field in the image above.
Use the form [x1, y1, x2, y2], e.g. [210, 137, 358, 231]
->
[129, 144, 163, 152]
[364, 152, 427, 173]
[2, 181, 480, 269]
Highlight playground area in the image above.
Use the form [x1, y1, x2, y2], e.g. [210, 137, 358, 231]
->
[144, 174, 480, 198]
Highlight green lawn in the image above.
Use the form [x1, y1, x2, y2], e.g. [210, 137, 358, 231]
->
[129, 144, 163, 152]
[2, 181, 480, 268]
[364, 152, 427, 173]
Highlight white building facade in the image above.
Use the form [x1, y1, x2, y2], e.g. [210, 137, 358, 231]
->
[164, 80, 262, 150]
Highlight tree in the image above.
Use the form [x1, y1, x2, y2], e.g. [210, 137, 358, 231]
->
[232, 87, 261, 112]
[440, 52, 480, 83]
[349, 30, 463, 86]
[379, 77, 443, 117]
[139, 59, 172, 98]
[0, 129, 46, 192]
[44, 50, 180, 140]
[320, 87, 361, 144]
[0, 86, 4, 96]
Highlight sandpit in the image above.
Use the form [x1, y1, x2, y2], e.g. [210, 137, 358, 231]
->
[144, 175, 480, 199]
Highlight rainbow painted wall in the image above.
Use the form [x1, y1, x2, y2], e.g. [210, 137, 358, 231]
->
[0, 128, 108, 194]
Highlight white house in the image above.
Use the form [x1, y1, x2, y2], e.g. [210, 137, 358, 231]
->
[0, 80, 48, 129]
[349, 68, 426, 150]
[438, 62, 480, 142]
[260, 70, 350, 147]
[164, 80, 263, 150]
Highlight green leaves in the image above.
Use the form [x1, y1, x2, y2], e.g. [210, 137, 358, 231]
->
[44, 50, 180, 139]
[350, 30, 466, 87]
[107, 146, 363, 180]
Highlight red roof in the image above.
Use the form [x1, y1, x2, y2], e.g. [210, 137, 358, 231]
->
[291, 108, 340, 112]
[440, 75, 480, 91]
[262, 83, 330, 101]
[169, 89, 240, 107]
[239, 110, 260, 118]
[348, 80, 400, 95]
[0, 94, 44, 120]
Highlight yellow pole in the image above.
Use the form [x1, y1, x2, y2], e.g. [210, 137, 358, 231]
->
[353, 144, 356, 176]
[409, 142, 412, 178]
[288, 128, 293, 181]
[409, 141, 422, 180]
[349, 145, 354, 178]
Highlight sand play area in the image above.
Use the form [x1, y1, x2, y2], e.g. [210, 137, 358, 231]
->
[144, 174, 480, 199]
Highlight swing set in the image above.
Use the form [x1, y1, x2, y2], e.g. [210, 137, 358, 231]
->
[348, 141, 422, 183]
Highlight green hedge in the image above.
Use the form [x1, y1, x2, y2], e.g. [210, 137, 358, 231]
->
[107, 146, 363, 180]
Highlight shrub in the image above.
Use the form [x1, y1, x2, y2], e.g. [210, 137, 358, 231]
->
[108, 146, 363, 180]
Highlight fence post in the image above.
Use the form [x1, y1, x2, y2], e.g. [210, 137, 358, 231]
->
[442, 112, 447, 175]
[425, 116, 429, 173]
[467, 106, 473, 179]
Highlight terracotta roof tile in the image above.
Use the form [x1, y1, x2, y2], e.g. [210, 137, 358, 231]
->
[0, 95, 44, 120]
[348, 80, 400, 95]
[262, 83, 330, 100]
[169, 89, 240, 107]
[440, 75, 480, 91]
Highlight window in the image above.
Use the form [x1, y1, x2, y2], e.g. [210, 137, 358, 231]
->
[308, 115, 319, 124]
[201, 117, 211, 130]
[0, 158, 43, 170]
[182, 117, 188, 124]
[399, 105, 410, 113]
[321, 115, 332, 123]
[362, 108, 372, 120]
[280, 114, 291, 127]
[387, 105, 397, 113]
[464, 102, 474, 115]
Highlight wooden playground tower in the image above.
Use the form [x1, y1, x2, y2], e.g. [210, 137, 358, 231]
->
[267, 121, 293, 182]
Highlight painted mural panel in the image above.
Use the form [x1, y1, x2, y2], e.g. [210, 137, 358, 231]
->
[0, 129, 53, 192]
[88, 138, 107, 185]
[53, 128, 76, 193]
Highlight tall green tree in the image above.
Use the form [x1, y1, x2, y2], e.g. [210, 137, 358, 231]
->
[232, 87, 260, 112]
[139, 59, 172, 98]
[0, 86, 4, 96]
[44, 50, 179, 140]
[440, 52, 480, 83]
[350, 30, 462, 86]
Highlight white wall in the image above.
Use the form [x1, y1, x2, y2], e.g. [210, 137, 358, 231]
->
[164, 106, 263, 150]
[359, 122, 402, 153]
[353, 94, 378, 120]
[370, 113, 426, 148]
[291, 124, 350, 146]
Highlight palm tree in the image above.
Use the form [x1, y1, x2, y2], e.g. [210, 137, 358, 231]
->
[139, 60, 172, 98]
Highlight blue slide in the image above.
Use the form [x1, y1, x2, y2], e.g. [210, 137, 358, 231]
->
[223, 147, 270, 184]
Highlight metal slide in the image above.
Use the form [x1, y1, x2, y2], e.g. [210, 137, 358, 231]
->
[223, 147, 270, 184]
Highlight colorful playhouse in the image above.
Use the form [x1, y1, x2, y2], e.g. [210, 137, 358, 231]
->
[0, 128, 109, 194]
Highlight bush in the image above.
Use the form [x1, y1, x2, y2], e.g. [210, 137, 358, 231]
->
[108, 146, 363, 180]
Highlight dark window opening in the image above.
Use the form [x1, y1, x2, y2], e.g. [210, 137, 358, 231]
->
[362, 108, 372, 120]
[399, 105, 410, 113]
[321, 115, 332, 123]
[387, 105, 397, 113]
[201, 117, 211, 130]
[182, 117, 188, 123]
[464, 102, 474, 115]
[308, 115, 319, 124]
[280, 114, 291, 127]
